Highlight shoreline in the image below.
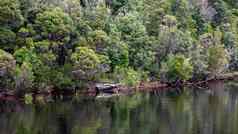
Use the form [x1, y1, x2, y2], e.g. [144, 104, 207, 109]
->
[0, 72, 238, 101]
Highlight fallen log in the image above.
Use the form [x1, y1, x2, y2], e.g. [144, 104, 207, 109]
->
[95, 83, 121, 93]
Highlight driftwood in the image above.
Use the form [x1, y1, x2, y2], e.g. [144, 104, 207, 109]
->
[95, 83, 121, 93]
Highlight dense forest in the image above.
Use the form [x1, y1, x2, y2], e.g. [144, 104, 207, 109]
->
[0, 0, 238, 93]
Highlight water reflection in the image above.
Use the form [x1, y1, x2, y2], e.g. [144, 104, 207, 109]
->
[1, 82, 238, 134]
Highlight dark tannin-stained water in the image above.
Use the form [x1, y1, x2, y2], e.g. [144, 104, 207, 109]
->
[1, 81, 238, 134]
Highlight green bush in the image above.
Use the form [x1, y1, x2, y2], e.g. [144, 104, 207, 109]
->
[112, 67, 143, 86]
[0, 0, 24, 29]
[0, 49, 16, 88]
[0, 28, 16, 50]
[14, 61, 35, 91]
[71, 47, 101, 81]
[160, 54, 193, 82]
[208, 45, 229, 75]
[107, 41, 129, 71]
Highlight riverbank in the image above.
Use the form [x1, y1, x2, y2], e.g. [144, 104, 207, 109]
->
[1, 72, 238, 101]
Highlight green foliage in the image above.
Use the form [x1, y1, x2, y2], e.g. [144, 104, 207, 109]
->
[16, 27, 35, 47]
[0, 28, 16, 50]
[71, 47, 100, 71]
[0, 0, 238, 91]
[0, 49, 16, 88]
[14, 47, 40, 65]
[115, 12, 155, 70]
[192, 8, 213, 36]
[71, 47, 102, 80]
[208, 45, 229, 75]
[190, 45, 209, 79]
[157, 26, 194, 62]
[107, 41, 129, 70]
[87, 30, 110, 52]
[160, 54, 193, 82]
[113, 67, 142, 86]
[15, 61, 35, 90]
[34, 7, 75, 66]
[62, 0, 81, 21]
[82, 4, 110, 30]
[0, 49, 16, 87]
[170, 0, 194, 30]
[0, 49, 16, 70]
[142, 1, 165, 36]
[24, 93, 33, 104]
[47, 68, 74, 89]
[223, 32, 238, 48]
[212, 0, 231, 26]
[108, 0, 128, 15]
[0, 0, 24, 29]
[35, 7, 74, 42]
[115, 12, 146, 39]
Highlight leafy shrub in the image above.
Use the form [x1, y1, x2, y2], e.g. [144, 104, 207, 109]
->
[0, 28, 16, 50]
[48, 69, 74, 90]
[112, 67, 143, 86]
[208, 45, 229, 75]
[24, 93, 33, 104]
[14, 61, 35, 91]
[107, 41, 129, 71]
[71, 47, 102, 81]
[0, 49, 16, 88]
[0, 0, 24, 29]
[160, 54, 193, 82]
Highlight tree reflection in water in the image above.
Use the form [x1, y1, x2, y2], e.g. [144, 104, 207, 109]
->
[0, 81, 238, 134]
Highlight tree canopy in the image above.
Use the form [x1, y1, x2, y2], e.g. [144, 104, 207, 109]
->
[0, 0, 238, 90]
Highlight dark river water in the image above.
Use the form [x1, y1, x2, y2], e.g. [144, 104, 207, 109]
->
[1, 81, 238, 134]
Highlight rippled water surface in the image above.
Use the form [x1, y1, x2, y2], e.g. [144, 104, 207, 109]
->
[1, 81, 238, 134]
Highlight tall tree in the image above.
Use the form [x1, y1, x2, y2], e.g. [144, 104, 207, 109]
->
[34, 7, 74, 65]
[0, 0, 24, 30]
